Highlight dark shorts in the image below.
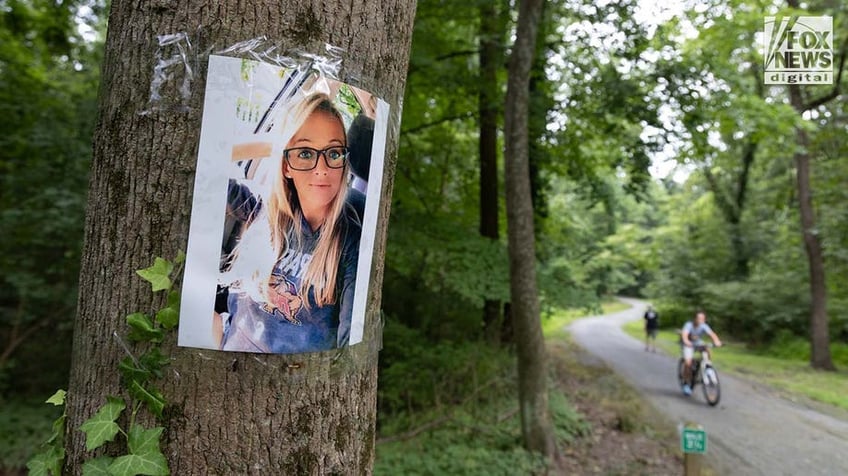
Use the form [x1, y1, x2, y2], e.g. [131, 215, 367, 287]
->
[646, 328, 658, 338]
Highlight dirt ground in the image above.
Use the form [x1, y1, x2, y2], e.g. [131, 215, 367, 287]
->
[548, 337, 710, 476]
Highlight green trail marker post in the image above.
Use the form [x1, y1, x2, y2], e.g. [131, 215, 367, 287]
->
[681, 423, 707, 475]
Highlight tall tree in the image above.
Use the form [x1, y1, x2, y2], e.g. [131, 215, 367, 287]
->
[479, 0, 503, 340]
[785, 0, 847, 370]
[0, 0, 101, 395]
[64, 0, 417, 473]
[504, 0, 557, 459]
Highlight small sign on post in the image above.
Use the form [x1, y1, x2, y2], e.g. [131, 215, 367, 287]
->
[681, 426, 707, 454]
[680, 422, 707, 476]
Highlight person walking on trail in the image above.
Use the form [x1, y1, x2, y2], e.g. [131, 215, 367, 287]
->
[680, 310, 723, 396]
[644, 305, 659, 352]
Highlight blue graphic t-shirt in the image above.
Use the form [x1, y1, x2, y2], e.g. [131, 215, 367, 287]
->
[220, 183, 361, 354]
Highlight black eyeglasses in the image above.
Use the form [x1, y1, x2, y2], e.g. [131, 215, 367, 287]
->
[283, 146, 349, 171]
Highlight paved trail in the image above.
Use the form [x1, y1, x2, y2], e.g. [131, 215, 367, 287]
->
[570, 297, 848, 476]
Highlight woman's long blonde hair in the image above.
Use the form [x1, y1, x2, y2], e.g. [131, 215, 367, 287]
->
[224, 92, 351, 307]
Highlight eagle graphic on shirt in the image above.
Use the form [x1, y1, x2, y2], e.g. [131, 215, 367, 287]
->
[262, 275, 303, 325]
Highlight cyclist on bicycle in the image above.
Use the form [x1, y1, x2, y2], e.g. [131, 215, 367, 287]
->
[680, 310, 722, 396]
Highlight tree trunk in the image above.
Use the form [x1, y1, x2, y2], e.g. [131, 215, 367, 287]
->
[527, 0, 551, 225]
[702, 140, 756, 280]
[503, 0, 557, 459]
[784, 0, 840, 374]
[479, 0, 502, 342]
[65, 1, 417, 474]
[788, 85, 834, 371]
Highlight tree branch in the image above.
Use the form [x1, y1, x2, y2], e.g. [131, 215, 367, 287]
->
[703, 167, 739, 224]
[435, 49, 480, 62]
[0, 318, 49, 366]
[376, 415, 452, 444]
[802, 34, 848, 111]
[401, 111, 476, 135]
[734, 141, 756, 213]
[408, 49, 482, 75]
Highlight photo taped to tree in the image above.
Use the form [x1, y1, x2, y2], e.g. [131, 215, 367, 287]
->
[178, 55, 388, 354]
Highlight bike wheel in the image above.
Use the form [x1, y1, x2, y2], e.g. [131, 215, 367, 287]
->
[702, 365, 721, 406]
[677, 359, 687, 387]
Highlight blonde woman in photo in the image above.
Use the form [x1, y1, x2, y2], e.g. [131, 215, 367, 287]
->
[216, 92, 362, 354]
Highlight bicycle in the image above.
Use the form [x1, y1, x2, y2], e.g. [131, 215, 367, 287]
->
[677, 343, 721, 406]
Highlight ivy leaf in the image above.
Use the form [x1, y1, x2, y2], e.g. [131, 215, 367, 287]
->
[81, 456, 114, 476]
[127, 424, 165, 456]
[155, 306, 179, 330]
[108, 453, 169, 476]
[127, 313, 164, 343]
[128, 380, 166, 418]
[136, 258, 174, 292]
[26, 452, 51, 476]
[119, 357, 152, 384]
[46, 413, 66, 445]
[166, 289, 181, 308]
[79, 396, 126, 451]
[175, 250, 186, 264]
[26, 445, 64, 476]
[138, 348, 171, 379]
[46, 389, 66, 406]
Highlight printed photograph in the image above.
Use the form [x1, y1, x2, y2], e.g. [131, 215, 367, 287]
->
[178, 55, 388, 354]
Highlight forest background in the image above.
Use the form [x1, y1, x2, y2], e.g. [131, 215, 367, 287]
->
[1, 0, 846, 472]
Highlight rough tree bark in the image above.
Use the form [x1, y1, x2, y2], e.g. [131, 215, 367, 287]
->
[789, 84, 835, 371]
[783, 0, 846, 371]
[479, 0, 502, 342]
[65, 1, 417, 474]
[503, 0, 557, 459]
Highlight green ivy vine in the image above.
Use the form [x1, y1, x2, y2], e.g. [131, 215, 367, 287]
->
[27, 254, 184, 476]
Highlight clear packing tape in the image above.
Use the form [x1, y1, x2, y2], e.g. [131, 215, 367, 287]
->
[143, 32, 388, 380]
[143, 33, 347, 114]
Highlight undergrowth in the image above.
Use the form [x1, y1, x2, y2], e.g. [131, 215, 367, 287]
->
[0, 399, 61, 471]
[375, 389, 590, 476]
[376, 320, 591, 475]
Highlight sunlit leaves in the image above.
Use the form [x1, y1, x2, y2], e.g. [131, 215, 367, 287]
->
[136, 258, 174, 292]
[46, 389, 66, 406]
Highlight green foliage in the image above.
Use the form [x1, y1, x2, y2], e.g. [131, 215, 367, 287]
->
[136, 258, 175, 293]
[549, 392, 590, 443]
[0, 0, 104, 398]
[26, 256, 181, 474]
[107, 425, 168, 476]
[376, 437, 548, 476]
[126, 382, 166, 419]
[79, 396, 125, 451]
[377, 313, 592, 475]
[651, 299, 692, 331]
[82, 457, 114, 476]
[644, 0, 848, 359]
[25, 445, 64, 476]
[376, 384, 586, 476]
[155, 291, 181, 329]
[46, 389, 66, 406]
[376, 331, 551, 474]
[379, 319, 513, 419]
[22, 390, 67, 476]
[376, 336, 590, 476]
[126, 313, 165, 344]
[82, 425, 169, 476]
